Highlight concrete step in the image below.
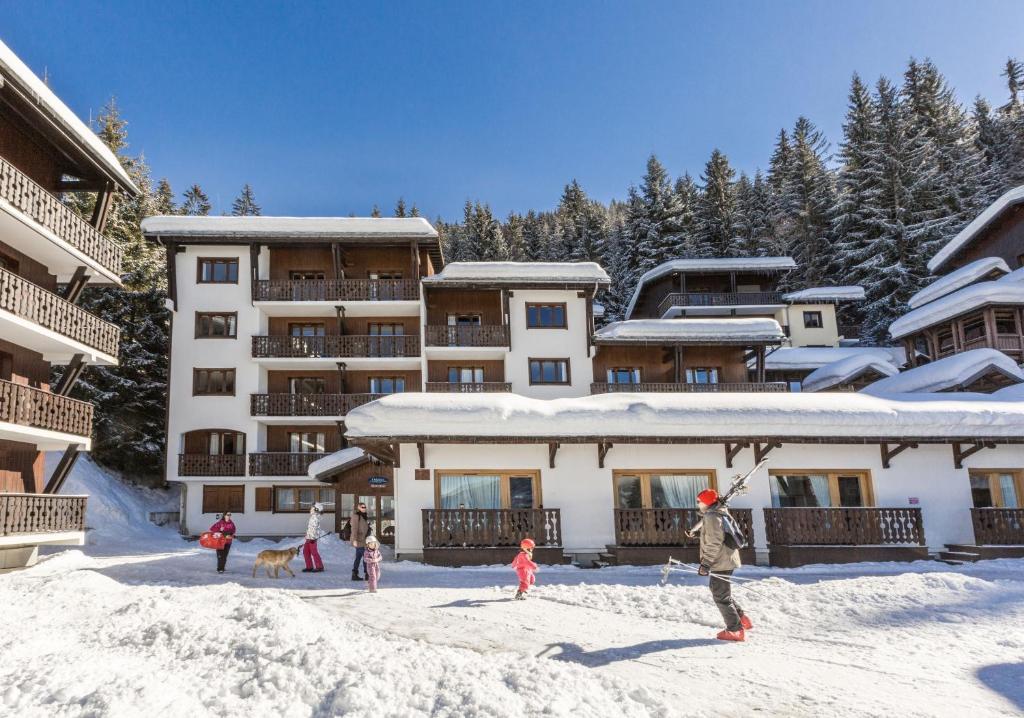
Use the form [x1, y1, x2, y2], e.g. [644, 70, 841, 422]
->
[930, 553, 966, 566]
[591, 559, 611, 569]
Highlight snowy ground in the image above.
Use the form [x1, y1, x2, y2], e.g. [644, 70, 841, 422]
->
[2, 460, 1023, 717]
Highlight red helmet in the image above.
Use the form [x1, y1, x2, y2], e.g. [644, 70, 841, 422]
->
[697, 489, 719, 506]
[520, 538, 536, 550]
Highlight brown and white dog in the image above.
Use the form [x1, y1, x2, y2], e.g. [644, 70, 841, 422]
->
[252, 546, 298, 578]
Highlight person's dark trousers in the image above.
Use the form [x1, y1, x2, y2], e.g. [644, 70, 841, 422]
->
[352, 546, 366, 576]
[216, 541, 232, 572]
[709, 570, 744, 632]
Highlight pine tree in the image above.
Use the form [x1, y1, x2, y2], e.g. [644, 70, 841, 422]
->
[472, 202, 508, 261]
[181, 184, 211, 216]
[504, 212, 527, 261]
[556, 180, 608, 263]
[410, 203, 420, 217]
[394, 197, 407, 217]
[672, 174, 700, 256]
[231, 183, 261, 216]
[694, 149, 739, 257]
[522, 210, 548, 261]
[633, 155, 684, 273]
[371, 204, 382, 218]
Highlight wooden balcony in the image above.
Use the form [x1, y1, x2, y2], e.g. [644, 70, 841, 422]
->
[591, 381, 789, 394]
[177, 454, 246, 477]
[425, 382, 511, 393]
[251, 335, 420, 359]
[971, 508, 1024, 545]
[0, 378, 93, 437]
[0, 493, 87, 536]
[0, 267, 120, 358]
[248, 452, 329, 476]
[613, 508, 755, 546]
[424, 325, 510, 348]
[250, 393, 383, 417]
[422, 508, 562, 548]
[252, 278, 419, 302]
[0, 156, 123, 276]
[658, 291, 783, 315]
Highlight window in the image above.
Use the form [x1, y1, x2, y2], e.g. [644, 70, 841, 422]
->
[289, 270, 326, 280]
[436, 471, 541, 509]
[448, 367, 484, 384]
[969, 470, 1022, 508]
[0, 252, 19, 272]
[273, 485, 336, 513]
[195, 312, 237, 338]
[369, 376, 405, 394]
[529, 359, 570, 385]
[961, 313, 987, 344]
[685, 367, 719, 384]
[803, 311, 823, 329]
[613, 471, 715, 509]
[208, 431, 245, 455]
[289, 323, 326, 337]
[289, 377, 326, 394]
[446, 314, 481, 326]
[769, 471, 873, 508]
[288, 432, 326, 453]
[193, 369, 236, 396]
[202, 485, 244, 514]
[935, 328, 955, 356]
[369, 323, 405, 336]
[994, 310, 1019, 335]
[526, 303, 567, 328]
[369, 271, 403, 280]
[198, 258, 239, 284]
[607, 368, 641, 385]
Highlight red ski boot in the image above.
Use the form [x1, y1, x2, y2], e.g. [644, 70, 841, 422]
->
[716, 629, 745, 642]
[740, 615, 753, 630]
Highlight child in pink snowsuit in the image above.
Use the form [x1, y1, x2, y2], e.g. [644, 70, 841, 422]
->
[363, 535, 382, 592]
[512, 538, 538, 600]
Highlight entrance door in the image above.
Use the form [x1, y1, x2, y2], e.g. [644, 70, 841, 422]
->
[338, 493, 396, 544]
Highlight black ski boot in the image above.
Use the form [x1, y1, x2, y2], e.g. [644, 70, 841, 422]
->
[514, 590, 526, 600]
[351, 570, 362, 581]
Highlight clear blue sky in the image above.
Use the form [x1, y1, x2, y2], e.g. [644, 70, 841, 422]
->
[3, 1, 1023, 220]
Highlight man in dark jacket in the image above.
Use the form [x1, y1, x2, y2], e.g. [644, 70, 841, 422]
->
[696, 489, 753, 642]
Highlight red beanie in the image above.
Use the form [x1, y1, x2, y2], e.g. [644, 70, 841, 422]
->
[697, 489, 719, 506]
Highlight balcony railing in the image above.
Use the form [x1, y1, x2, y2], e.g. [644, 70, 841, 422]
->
[252, 279, 419, 302]
[763, 507, 925, 546]
[0, 267, 120, 357]
[614, 508, 755, 547]
[0, 156, 123, 276]
[251, 335, 420, 359]
[837, 324, 861, 339]
[591, 381, 789, 394]
[250, 393, 383, 416]
[425, 382, 512, 393]
[177, 454, 246, 477]
[422, 508, 562, 548]
[658, 291, 783, 315]
[0, 493, 87, 536]
[424, 325, 510, 347]
[249, 452, 329, 476]
[0, 378, 94, 437]
[971, 508, 1024, 545]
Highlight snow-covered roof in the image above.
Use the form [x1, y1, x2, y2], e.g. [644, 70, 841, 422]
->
[801, 354, 899, 393]
[765, 346, 904, 371]
[422, 261, 609, 286]
[307, 447, 368, 481]
[624, 257, 796, 319]
[593, 302, 605, 318]
[0, 40, 137, 193]
[595, 318, 785, 344]
[889, 282, 1024, 339]
[928, 185, 1024, 272]
[344, 392, 1024, 441]
[861, 349, 1024, 396]
[782, 286, 865, 303]
[993, 383, 1024, 400]
[908, 257, 1010, 309]
[140, 216, 439, 239]
[997, 267, 1024, 285]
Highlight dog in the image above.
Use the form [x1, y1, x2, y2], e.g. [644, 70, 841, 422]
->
[252, 546, 298, 579]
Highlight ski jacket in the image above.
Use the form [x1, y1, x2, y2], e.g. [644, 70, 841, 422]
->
[364, 547, 383, 565]
[349, 511, 371, 548]
[699, 508, 741, 572]
[511, 551, 538, 584]
[209, 518, 236, 541]
[305, 512, 321, 541]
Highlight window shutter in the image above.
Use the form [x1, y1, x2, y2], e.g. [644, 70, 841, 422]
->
[255, 487, 272, 512]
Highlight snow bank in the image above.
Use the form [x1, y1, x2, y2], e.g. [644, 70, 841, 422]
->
[929, 184, 1024, 272]
[801, 353, 898, 393]
[765, 346, 902, 371]
[782, 286, 865, 303]
[890, 281, 1024, 339]
[140, 215, 438, 238]
[908, 257, 1010, 309]
[861, 349, 1024, 396]
[595, 317, 785, 343]
[307, 447, 367, 480]
[423, 261, 610, 285]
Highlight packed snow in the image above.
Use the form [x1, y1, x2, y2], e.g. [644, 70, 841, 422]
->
[908, 257, 1010, 309]
[800, 353, 899, 392]
[422, 261, 610, 285]
[861, 349, 1024, 396]
[764, 346, 904, 370]
[889, 281, 1024, 339]
[4, 459, 1024, 716]
[782, 286, 866, 303]
[140, 215, 438, 238]
[928, 184, 1024, 272]
[307, 447, 369, 480]
[594, 318, 785, 343]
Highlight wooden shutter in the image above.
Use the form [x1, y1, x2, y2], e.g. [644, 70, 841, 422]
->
[255, 487, 272, 512]
[202, 485, 245, 514]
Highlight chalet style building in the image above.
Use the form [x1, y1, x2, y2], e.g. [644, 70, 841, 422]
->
[928, 185, 1024, 275]
[0, 40, 136, 567]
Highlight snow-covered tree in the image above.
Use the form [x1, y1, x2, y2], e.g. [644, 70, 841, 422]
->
[181, 184, 211, 216]
[394, 197, 407, 217]
[694, 149, 738, 257]
[231, 183, 261, 216]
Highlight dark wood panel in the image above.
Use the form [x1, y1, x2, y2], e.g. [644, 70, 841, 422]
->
[427, 360, 505, 382]
[0, 440, 43, 492]
[954, 204, 1024, 270]
[0, 239, 57, 290]
[592, 344, 748, 383]
[266, 425, 343, 452]
[0, 338, 50, 388]
[424, 288, 503, 325]
[0, 113, 62, 190]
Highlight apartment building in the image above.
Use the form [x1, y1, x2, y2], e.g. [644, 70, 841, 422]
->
[0, 40, 135, 566]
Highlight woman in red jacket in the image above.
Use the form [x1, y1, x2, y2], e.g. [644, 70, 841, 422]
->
[209, 512, 237, 573]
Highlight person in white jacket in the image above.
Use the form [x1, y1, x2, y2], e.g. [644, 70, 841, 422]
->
[302, 503, 325, 573]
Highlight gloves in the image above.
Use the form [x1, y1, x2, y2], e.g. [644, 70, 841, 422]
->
[698, 564, 710, 576]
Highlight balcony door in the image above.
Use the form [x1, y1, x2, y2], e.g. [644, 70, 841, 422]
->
[613, 471, 713, 510]
[368, 322, 404, 357]
[970, 471, 1022, 508]
[685, 367, 720, 385]
[288, 431, 326, 453]
[436, 471, 541, 510]
[607, 367, 641, 385]
[770, 471, 873, 508]
[449, 367, 484, 385]
[446, 314, 481, 347]
[368, 270, 403, 300]
[208, 431, 245, 456]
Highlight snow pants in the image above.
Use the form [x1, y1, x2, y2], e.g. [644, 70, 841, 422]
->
[516, 569, 535, 593]
[365, 561, 381, 591]
[710, 570, 744, 632]
[303, 539, 323, 570]
[216, 541, 231, 572]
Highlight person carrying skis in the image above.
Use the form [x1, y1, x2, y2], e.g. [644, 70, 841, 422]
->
[302, 502, 325, 573]
[209, 512, 236, 574]
[363, 535, 383, 592]
[512, 538, 538, 600]
[696, 488, 753, 641]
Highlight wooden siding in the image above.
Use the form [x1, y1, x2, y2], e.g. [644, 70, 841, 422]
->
[0, 338, 51, 389]
[0, 439, 43, 493]
[424, 288, 503, 325]
[266, 425, 344, 452]
[951, 204, 1024, 271]
[0, 238, 58, 291]
[0, 113, 62, 191]
[267, 246, 432, 280]
[426, 360, 505, 382]
[266, 369, 423, 395]
[630, 270, 782, 318]
[592, 344, 749, 383]
[266, 315, 420, 337]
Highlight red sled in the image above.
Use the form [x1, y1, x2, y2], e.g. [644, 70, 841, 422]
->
[199, 532, 227, 550]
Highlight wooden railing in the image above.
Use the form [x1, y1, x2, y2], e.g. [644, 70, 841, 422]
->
[425, 382, 512, 393]
[424, 325, 510, 347]
[177, 454, 246, 477]
[0, 156, 122, 275]
[249, 452, 329, 476]
[0, 493, 87, 536]
[252, 278, 419, 302]
[971, 508, 1024, 545]
[763, 507, 925, 546]
[592, 382, 789, 394]
[837, 324, 861, 339]
[251, 335, 420, 358]
[994, 335, 1024, 354]
[250, 393, 383, 416]
[0, 378, 94, 437]
[0, 267, 120, 357]
[658, 291, 783, 315]
[422, 508, 562, 548]
[614, 508, 755, 547]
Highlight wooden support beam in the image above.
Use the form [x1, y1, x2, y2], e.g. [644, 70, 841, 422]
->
[391, 443, 401, 468]
[249, 244, 260, 299]
[44, 444, 83, 494]
[90, 182, 115, 232]
[61, 266, 90, 303]
[336, 421, 348, 449]
[597, 442, 612, 468]
[880, 441, 918, 469]
[952, 441, 996, 470]
[337, 362, 347, 394]
[753, 441, 782, 463]
[166, 243, 182, 310]
[725, 442, 749, 469]
[417, 442, 425, 469]
[548, 442, 560, 469]
[336, 305, 346, 335]
[501, 289, 511, 350]
[53, 354, 86, 396]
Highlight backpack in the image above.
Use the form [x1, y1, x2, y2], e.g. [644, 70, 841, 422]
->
[719, 511, 748, 550]
[340, 519, 352, 542]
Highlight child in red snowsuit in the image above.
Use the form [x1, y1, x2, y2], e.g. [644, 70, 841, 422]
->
[511, 538, 538, 600]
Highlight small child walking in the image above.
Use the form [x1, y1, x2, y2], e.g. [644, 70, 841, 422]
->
[363, 535, 383, 592]
[511, 538, 538, 600]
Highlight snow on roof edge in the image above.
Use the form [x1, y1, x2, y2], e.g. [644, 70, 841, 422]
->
[422, 261, 610, 285]
[801, 354, 899, 393]
[595, 318, 785, 343]
[928, 186, 1024, 272]
[861, 349, 1024, 396]
[140, 215, 439, 239]
[889, 281, 1024, 339]
[783, 286, 865, 303]
[908, 257, 1010, 309]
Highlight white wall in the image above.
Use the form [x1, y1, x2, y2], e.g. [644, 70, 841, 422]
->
[180, 478, 326, 537]
[785, 303, 840, 348]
